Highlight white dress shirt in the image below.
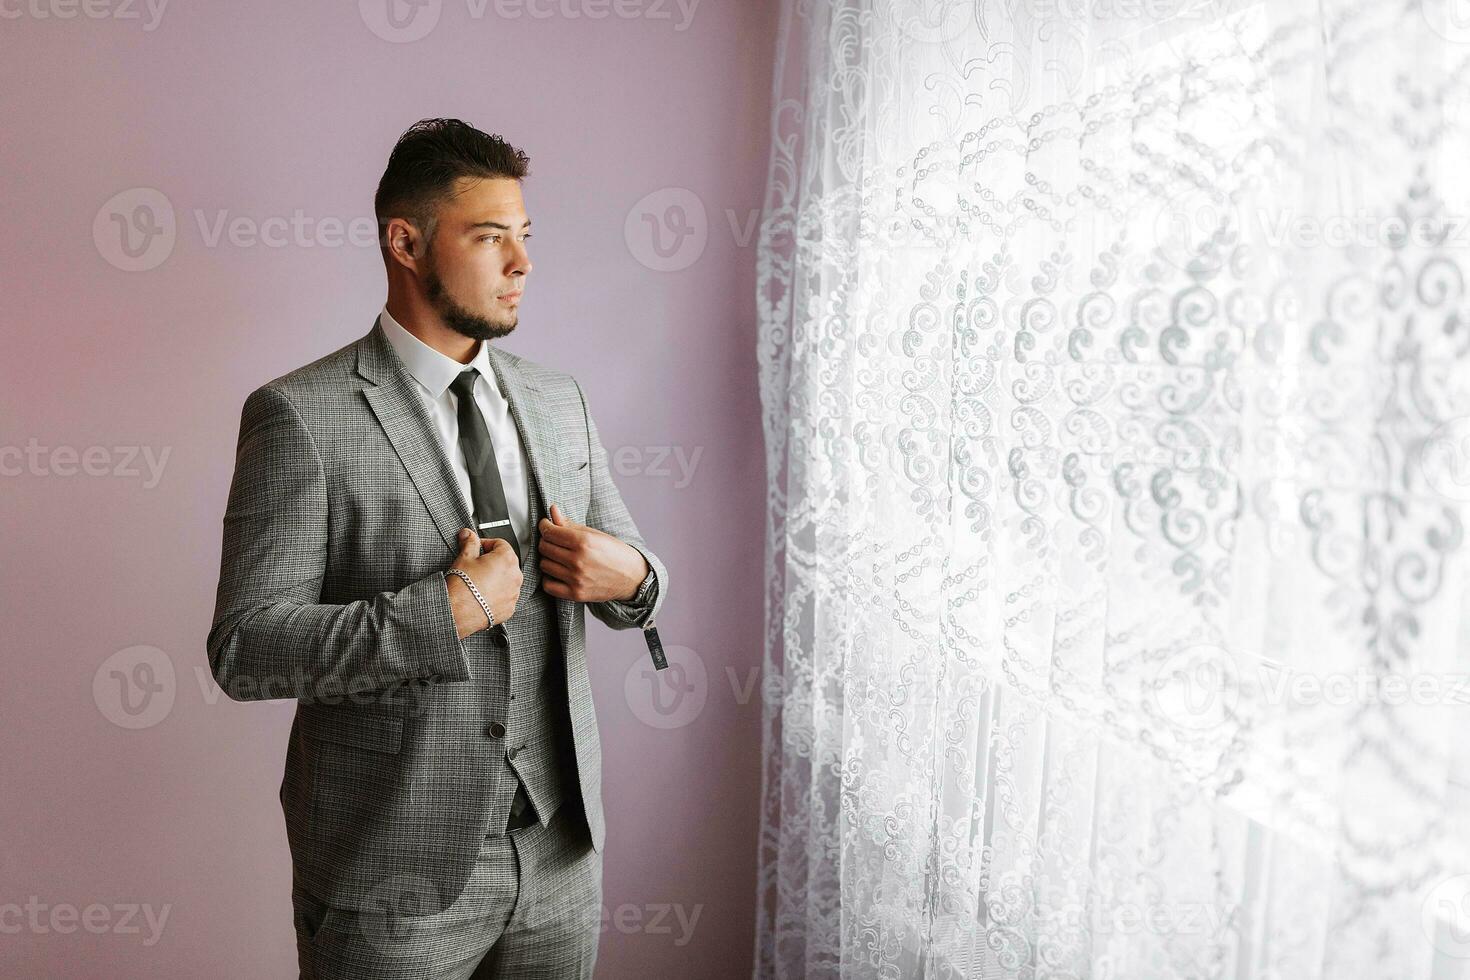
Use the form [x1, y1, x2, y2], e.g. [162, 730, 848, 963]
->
[378, 307, 533, 551]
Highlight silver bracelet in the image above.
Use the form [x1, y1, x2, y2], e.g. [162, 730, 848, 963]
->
[445, 568, 495, 630]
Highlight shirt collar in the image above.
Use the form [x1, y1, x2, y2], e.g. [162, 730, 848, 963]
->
[378, 306, 495, 399]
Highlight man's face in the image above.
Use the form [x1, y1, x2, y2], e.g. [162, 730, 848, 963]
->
[420, 176, 532, 341]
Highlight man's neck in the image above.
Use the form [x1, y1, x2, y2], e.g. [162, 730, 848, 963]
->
[384, 296, 480, 365]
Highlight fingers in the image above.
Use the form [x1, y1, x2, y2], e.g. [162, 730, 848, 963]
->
[536, 537, 578, 564]
[541, 576, 573, 599]
[457, 527, 482, 559]
[481, 538, 521, 567]
[538, 556, 576, 582]
[538, 516, 580, 544]
[549, 503, 570, 526]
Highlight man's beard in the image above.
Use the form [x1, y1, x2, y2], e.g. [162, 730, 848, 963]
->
[424, 262, 517, 342]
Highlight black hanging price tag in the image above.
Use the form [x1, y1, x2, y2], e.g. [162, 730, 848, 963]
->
[643, 625, 668, 671]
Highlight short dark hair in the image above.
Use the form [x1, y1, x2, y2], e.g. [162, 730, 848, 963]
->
[375, 118, 530, 244]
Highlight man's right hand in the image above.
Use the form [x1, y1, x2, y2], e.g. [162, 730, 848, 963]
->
[446, 528, 524, 639]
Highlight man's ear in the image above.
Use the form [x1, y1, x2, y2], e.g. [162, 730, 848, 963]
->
[383, 216, 426, 272]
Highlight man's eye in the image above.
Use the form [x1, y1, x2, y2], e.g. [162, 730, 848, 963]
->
[520, 233, 533, 242]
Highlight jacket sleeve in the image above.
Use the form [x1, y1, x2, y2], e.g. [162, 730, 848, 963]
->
[574, 380, 669, 631]
[206, 384, 472, 702]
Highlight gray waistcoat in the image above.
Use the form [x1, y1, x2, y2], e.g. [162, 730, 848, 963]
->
[479, 478, 578, 836]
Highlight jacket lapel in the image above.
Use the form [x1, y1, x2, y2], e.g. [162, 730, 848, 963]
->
[357, 323, 574, 642]
[485, 344, 576, 640]
[485, 344, 564, 525]
[358, 322, 472, 553]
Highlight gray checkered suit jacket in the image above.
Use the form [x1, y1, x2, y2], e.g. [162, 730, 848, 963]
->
[206, 321, 667, 915]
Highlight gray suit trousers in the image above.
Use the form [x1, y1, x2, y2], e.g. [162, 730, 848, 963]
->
[292, 805, 602, 978]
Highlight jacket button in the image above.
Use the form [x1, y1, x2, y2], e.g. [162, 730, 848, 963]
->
[487, 722, 506, 739]
[507, 747, 519, 760]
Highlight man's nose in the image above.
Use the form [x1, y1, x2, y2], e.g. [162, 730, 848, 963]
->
[506, 239, 532, 277]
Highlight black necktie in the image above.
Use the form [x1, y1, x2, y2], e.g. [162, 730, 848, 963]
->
[448, 368, 522, 566]
[449, 369, 536, 831]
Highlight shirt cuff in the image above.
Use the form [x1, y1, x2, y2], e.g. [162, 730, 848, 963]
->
[631, 563, 657, 606]
[599, 551, 660, 627]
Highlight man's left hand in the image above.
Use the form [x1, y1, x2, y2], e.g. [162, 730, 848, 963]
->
[537, 503, 649, 603]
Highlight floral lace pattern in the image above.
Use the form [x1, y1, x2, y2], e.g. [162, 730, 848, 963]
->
[754, 1, 1470, 977]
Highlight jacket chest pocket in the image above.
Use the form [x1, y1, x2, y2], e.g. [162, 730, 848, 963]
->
[546, 456, 590, 522]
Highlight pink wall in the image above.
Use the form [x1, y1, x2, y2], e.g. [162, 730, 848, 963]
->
[0, 2, 774, 975]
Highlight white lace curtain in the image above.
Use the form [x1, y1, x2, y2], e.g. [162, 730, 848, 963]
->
[753, 1, 1470, 977]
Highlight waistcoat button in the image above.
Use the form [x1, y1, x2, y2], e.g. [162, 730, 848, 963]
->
[487, 722, 506, 739]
